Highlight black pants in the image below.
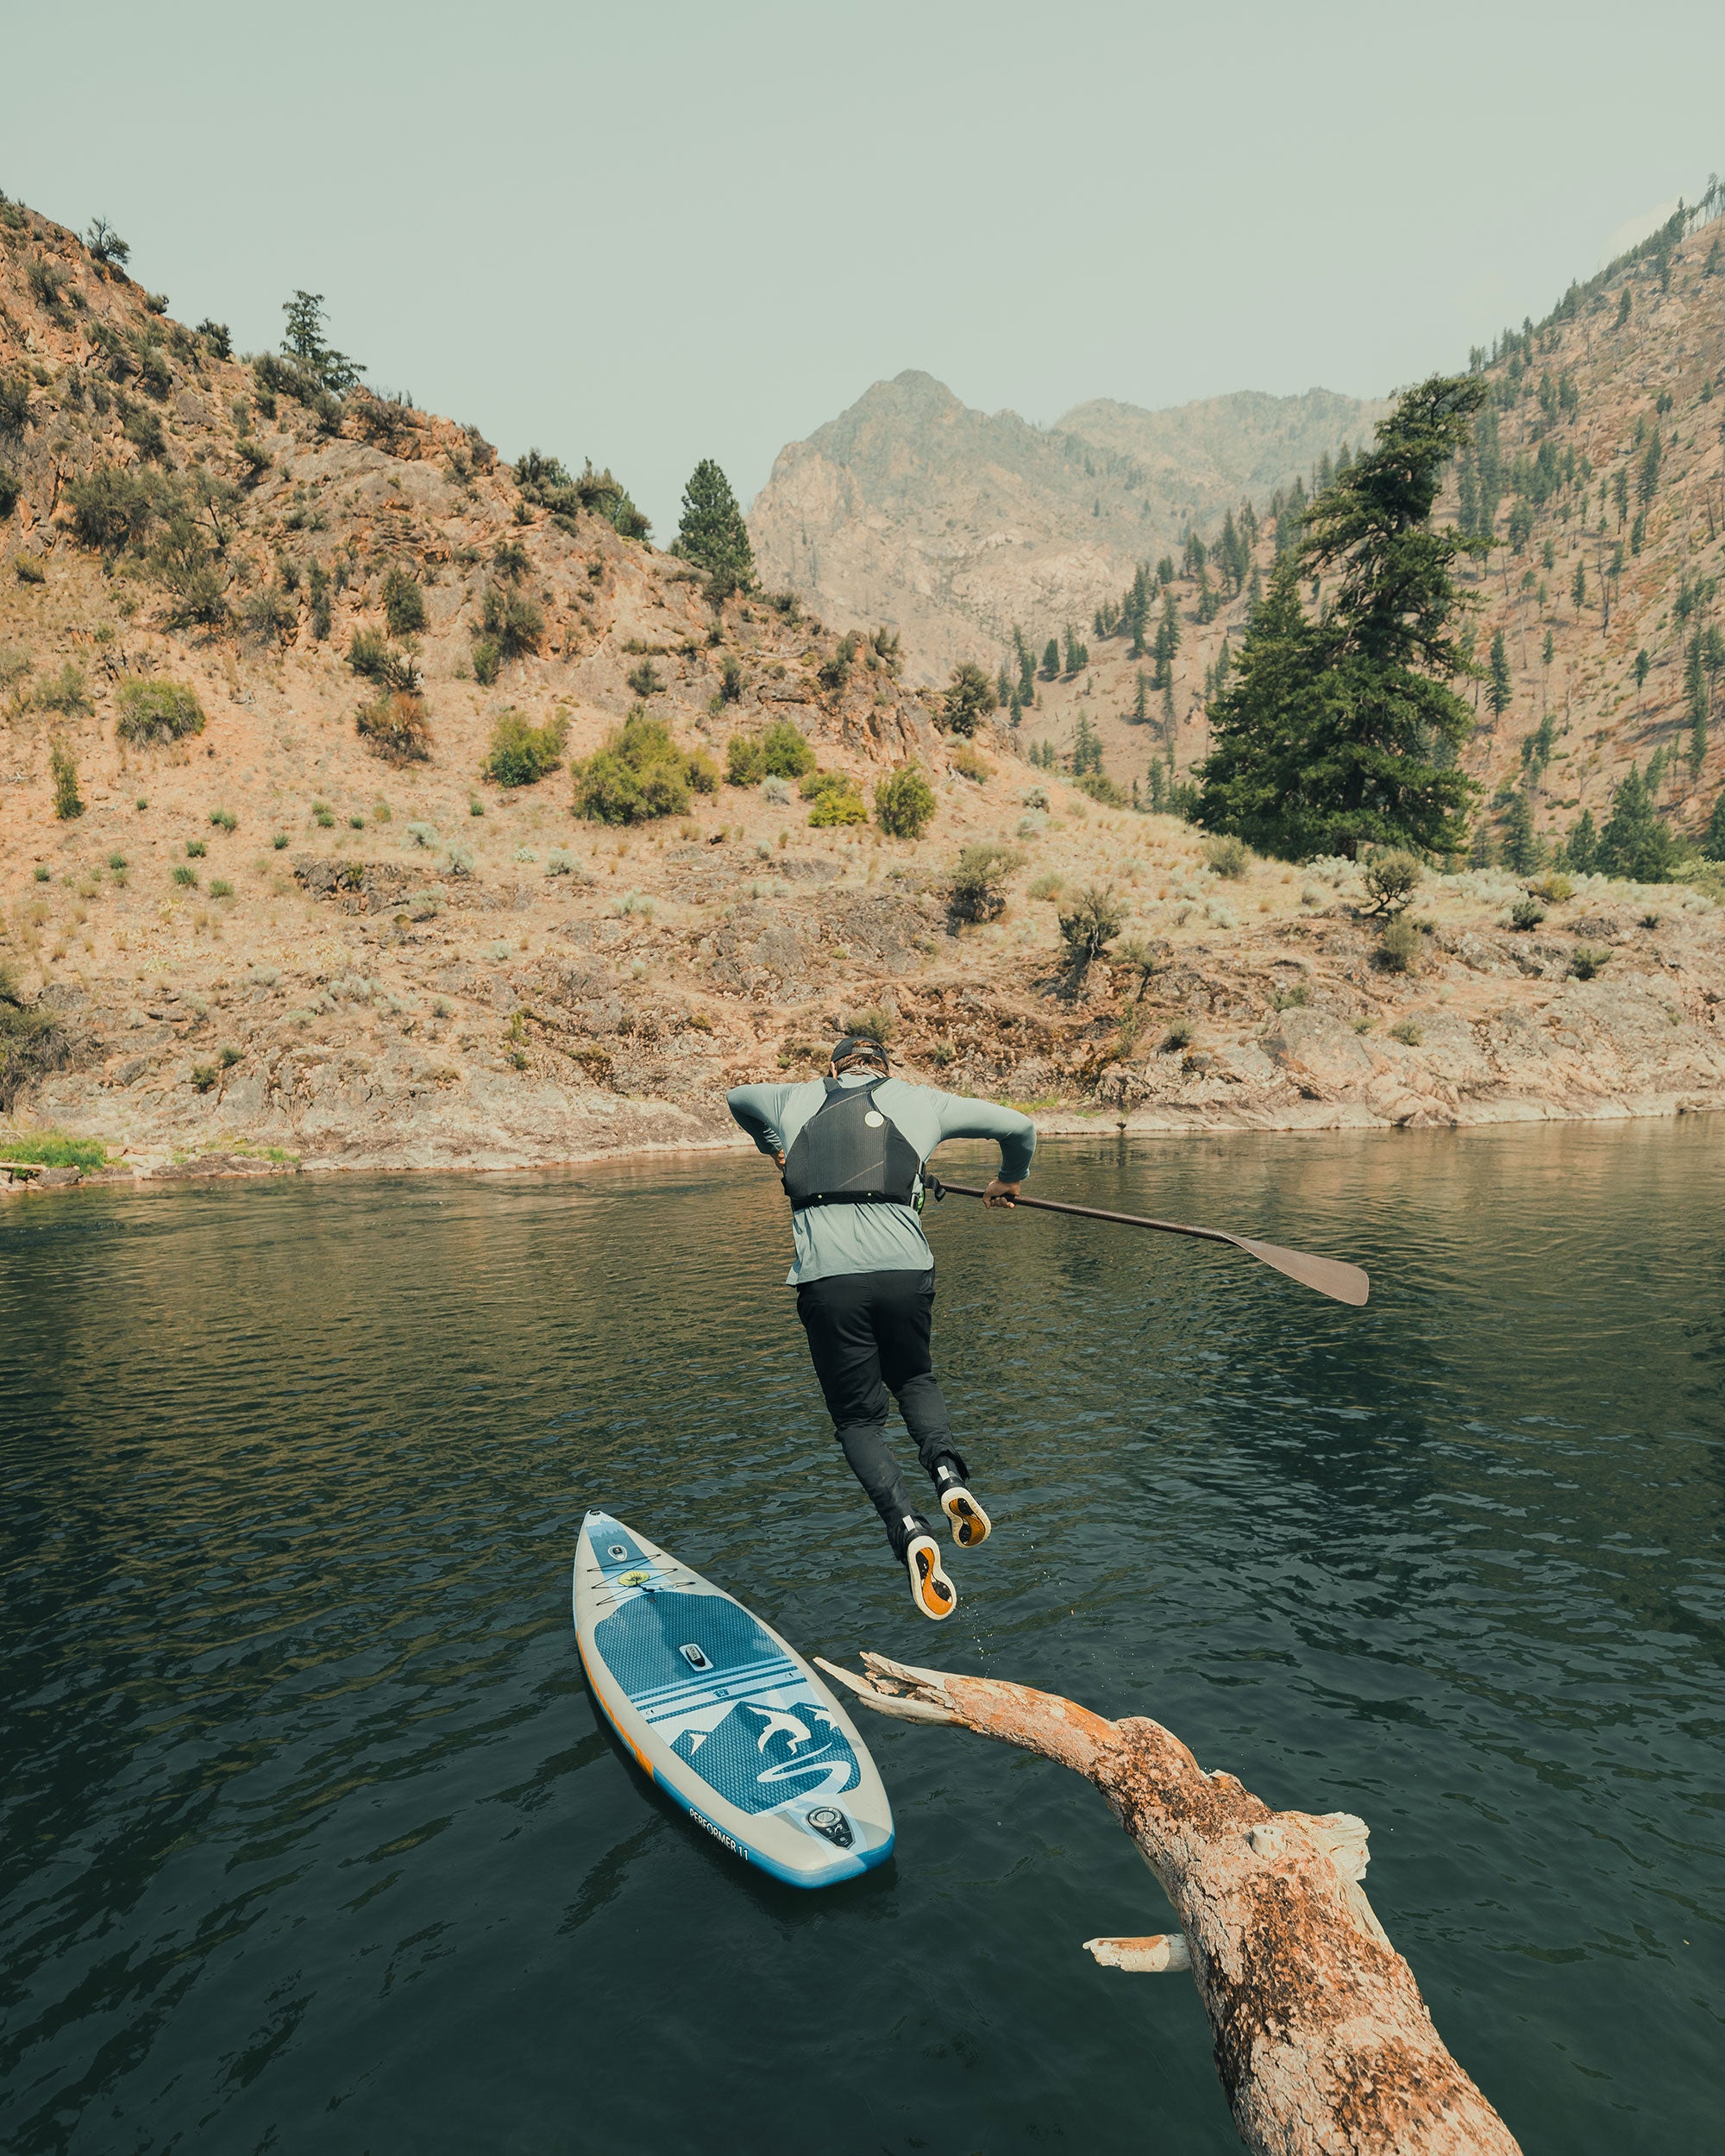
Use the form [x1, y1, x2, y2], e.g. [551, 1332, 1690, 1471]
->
[795, 1268, 969, 1561]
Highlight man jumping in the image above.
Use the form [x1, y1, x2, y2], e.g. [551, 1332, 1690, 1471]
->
[727, 1033, 1036, 1620]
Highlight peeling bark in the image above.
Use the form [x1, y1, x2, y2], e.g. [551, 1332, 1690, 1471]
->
[817, 1653, 1521, 2156]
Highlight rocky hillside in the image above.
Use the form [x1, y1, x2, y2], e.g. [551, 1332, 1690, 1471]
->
[746, 371, 1386, 684]
[3, 193, 1722, 1189]
[1013, 202, 1725, 862]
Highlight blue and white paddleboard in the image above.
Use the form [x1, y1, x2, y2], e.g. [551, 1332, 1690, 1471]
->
[574, 1509, 894, 1889]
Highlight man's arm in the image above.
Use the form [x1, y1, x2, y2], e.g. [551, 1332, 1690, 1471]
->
[726, 1083, 794, 1161]
[928, 1093, 1036, 1205]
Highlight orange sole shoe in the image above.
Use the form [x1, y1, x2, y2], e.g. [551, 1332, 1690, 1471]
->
[941, 1487, 992, 1548]
[906, 1534, 957, 1620]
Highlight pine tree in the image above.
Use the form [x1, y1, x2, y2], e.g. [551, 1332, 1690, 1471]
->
[1488, 630, 1512, 717]
[1501, 787, 1542, 873]
[1132, 670, 1150, 724]
[1040, 637, 1060, 680]
[1597, 763, 1677, 881]
[1703, 786, 1725, 862]
[1013, 624, 1037, 703]
[279, 290, 365, 392]
[1194, 376, 1486, 860]
[1560, 807, 1599, 873]
[1638, 429, 1663, 505]
[674, 460, 754, 595]
[1571, 561, 1586, 611]
[1685, 632, 1708, 774]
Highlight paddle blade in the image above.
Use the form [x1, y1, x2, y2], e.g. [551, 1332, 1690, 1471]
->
[1231, 1236, 1370, 1307]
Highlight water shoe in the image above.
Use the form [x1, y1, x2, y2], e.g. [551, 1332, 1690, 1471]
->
[906, 1533, 957, 1620]
[938, 1480, 992, 1548]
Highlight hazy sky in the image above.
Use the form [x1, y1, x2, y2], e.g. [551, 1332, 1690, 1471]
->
[8, 1, 1722, 535]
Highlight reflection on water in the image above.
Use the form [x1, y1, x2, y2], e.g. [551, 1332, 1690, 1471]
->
[2, 1119, 1722, 2154]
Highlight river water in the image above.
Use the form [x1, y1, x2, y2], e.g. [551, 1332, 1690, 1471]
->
[2, 1123, 1721, 2154]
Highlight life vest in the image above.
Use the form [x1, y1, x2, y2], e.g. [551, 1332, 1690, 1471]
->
[781, 1076, 923, 1211]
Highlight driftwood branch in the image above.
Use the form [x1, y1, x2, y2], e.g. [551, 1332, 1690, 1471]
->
[815, 1653, 1520, 2156]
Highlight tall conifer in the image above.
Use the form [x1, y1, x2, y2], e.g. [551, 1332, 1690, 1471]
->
[674, 460, 754, 596]
[1195, 375, 1486, 860]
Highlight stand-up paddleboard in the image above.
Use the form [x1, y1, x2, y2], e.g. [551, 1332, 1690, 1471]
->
[573, 1510, 894, 1888]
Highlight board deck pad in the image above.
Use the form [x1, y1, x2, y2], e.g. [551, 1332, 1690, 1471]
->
[573, 1510, 894, 1887]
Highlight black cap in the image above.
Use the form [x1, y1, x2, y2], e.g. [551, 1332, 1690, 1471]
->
[831, 1033, 888, 1070]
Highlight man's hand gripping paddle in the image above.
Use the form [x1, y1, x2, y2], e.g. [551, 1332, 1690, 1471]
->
[927, 1177, 1370, 1307]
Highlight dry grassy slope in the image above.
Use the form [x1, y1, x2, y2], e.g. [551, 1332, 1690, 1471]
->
[1, 197, 1723, 1181]
[1018, 216, 1725, 848]
[746, 370, 1385, 686]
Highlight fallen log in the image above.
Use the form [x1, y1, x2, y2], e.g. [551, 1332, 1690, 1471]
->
[816, 1652, 1521, 2156]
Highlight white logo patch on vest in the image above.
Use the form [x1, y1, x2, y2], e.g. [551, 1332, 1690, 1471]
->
[863, 1111, 885, 1127]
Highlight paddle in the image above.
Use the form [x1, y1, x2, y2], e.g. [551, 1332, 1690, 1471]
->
[926, 1176, 1370, 1307]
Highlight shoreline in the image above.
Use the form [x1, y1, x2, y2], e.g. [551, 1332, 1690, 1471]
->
[5, 1086, 1719, 1198]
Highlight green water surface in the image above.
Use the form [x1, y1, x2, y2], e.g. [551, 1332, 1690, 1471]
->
[2, 1122, 1722, 2153]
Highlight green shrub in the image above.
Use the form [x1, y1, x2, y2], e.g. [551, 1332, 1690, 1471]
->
[209, 878, 234, 899]
[471, 637, 501, 686]
[1570, 943, 1612, 981]
[242, 586, 296, 644]
[800, 768, 853, 802]
[107, 852, 126, 871]
[273, 832, 288, 849]
[1057, 884, 1125, 969]
[1377, 916, 1425, 972]
[0, 463, 19, 519]
[185, 838, 206, 857]
[210, 807, 237, 831]
[950, 843, 1024, 923]
[34, 662, 92, 718]
[726, 732, 766, 785]
[313, 804, 336, 828]
[483, 709, 568, 788]
[875, 764, 935, 839]
[50, 742, 82, 820]
[808, 782, 867, 827]
[383, 566, 427, 637]
[1389, 1018, 1424, 1045]
[358, 691, 433, 766]
[492, 540, 530, 580]
[626, 657, 664, 698]
[1509, 896, 1546, 931]
[478, 581, 544, 661]
[574, 710, 718, 822]
[14, 553, 47, 586]
[719, 655, 743, 702]
[762, 718, 815, 777]
[1027, 871, 1065, 900]
[1074, 770, 1128, 806]
[1362, 849, 1422, 918]
[817, 638, 855, 693]
[123, 405, 167, 462]
[0, 373, 29, 436]
[191, 1063, 218, 1093]
[348, 629, 419, 693]
[172, 864, 198, 887]
[1160, 1022, 1195, 1052]
[66, 463, 166, 551]
[1201, 832, 1251, 880]
[116, 678, 205, 743]
[218, 1044, 242, 1068]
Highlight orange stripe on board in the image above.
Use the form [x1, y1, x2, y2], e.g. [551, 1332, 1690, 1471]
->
[576, 1629, 656, 1781]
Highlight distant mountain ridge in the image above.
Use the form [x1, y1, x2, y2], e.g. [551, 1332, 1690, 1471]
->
[747, 370, 1388, 680]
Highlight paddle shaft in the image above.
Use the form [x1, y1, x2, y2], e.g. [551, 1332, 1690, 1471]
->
[932, 1178, 1237, 1248]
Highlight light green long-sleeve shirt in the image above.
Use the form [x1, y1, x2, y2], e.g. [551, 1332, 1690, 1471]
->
[726, 1075, 1036, 1284]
